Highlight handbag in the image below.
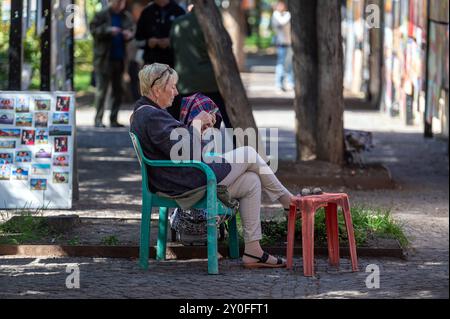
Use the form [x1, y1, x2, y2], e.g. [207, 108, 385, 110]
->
[169, 207, 235, 246]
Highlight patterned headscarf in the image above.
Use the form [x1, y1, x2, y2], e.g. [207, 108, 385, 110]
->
[179, 93, 222, 128]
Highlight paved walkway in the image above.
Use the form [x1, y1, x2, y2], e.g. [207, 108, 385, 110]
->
[0, 55, 448, 299]
[0, 252, 447, 299]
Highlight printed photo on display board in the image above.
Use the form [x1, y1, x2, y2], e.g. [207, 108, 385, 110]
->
[0, 112, 14, 125]
[16, 96, 29, 112]
[0, 140, 15, 149]
[54, 137, 68, 153]
[30, 178, 47, 191]
[31, 163, 51, 175]
[53, 172, 69, 184]
[35, 112, 49, 127]
[34, 98, 51, 111]
[52, 113, 69, 125]
[0, 92, 74, 209]
[16, 113, 33, 127]
[56, 96, 70, 111]
[16, 150, 32, 163]
[0, 128, 20, 138]
[12, 166, 29, 180]
[0, 152, 13, 164]
[0, 97, 14, 110]
[21, 129, 35, 145]
[0, 164, 11, 180]
[15, 104, 29, 113]
[35, 146, 52, 159]
[49, 125, 72, 136]
[53, 154, 69, 167]
[35, 130, 49, 144]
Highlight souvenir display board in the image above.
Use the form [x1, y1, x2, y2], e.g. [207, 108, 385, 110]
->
[0, 91, 75, 209]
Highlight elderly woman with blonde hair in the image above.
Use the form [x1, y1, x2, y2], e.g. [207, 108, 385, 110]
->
[130, 63, 300, 268]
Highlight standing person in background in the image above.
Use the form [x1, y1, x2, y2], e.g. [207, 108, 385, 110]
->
[169, 3, 232, 127]
[135, 0, 185, 67]
[90, 0, 134, 128]
[271, 1, 294, 92]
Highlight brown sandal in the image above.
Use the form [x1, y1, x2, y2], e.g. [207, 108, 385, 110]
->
[242, 252, 286, 269]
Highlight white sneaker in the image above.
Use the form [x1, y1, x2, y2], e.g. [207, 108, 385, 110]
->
[275, 87, 285, 94]
[285, 83, 295, 91]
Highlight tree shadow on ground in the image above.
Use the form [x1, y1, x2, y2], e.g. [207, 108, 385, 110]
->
[74, 127, 141, 214]
[73, 125, 448, 214]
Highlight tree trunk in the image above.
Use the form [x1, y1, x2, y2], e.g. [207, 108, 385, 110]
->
[316, 0, 344, 164]
[290, 0, 318, 161]
[222, 0, 247, 71]
[290, 0, 344, 164]
[192, 0, 261, 152]
[367, 0, 383, 108]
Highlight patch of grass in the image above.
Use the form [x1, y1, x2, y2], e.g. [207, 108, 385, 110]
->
[74, 38, 94, 93]
[67, 236, 80, 246]
[27, 37, 94, 92]
[234, 214, 245, 244]
[234, 206, 409, 248]
[0, 208, 51, 244]
[75, 67, 93, 92]
[100, 235, 119, 246]
[260, 219, 286, 246]
[28, 62, 93, 92]
[335, 206, 409, 248]
[245, 33, 274, 50]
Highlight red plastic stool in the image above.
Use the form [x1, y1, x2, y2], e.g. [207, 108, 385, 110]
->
[286, 193, 359, 276]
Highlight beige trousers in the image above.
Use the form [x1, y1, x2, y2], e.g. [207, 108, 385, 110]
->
[218, 146, 291, 242]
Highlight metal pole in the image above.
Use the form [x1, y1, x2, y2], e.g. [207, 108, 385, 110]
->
[40, 0, 51, 91]
[26, 0, 31, 30]
[66, 0, 78, 200]
[379, 0, 384, 109]
[8, 0, 23, 90]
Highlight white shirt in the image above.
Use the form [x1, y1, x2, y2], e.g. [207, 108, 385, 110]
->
[271, 10, 292, 46]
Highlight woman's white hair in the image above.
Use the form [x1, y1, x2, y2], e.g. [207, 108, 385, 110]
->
[139, 63, 178, 97]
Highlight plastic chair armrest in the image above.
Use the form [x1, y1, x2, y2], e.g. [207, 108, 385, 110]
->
[141, 158, 217, 185]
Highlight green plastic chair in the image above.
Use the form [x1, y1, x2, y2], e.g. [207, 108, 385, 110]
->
[129, 132, 240, 274]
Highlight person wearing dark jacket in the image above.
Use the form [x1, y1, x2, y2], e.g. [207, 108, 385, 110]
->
[130, 63, 301, 269]
[168, 5, 232, 127]
[134, 0, 185, 67]
[90, 0, 134, 128]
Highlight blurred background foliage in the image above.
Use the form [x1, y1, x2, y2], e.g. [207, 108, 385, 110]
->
[0, 0, 277, 92]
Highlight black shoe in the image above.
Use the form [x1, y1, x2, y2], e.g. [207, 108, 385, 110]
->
[110, 122, 124, 128]
[95, 122, 106, 128]
[110, 122, 125, 128]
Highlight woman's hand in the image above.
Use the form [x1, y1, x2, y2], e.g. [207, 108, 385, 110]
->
[109, 26, 122, 35]
[158, 38, 171, 49]
[122, 30, 133, 41]
[194, 111, 216, 131]
[147, 37, 159, 48]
